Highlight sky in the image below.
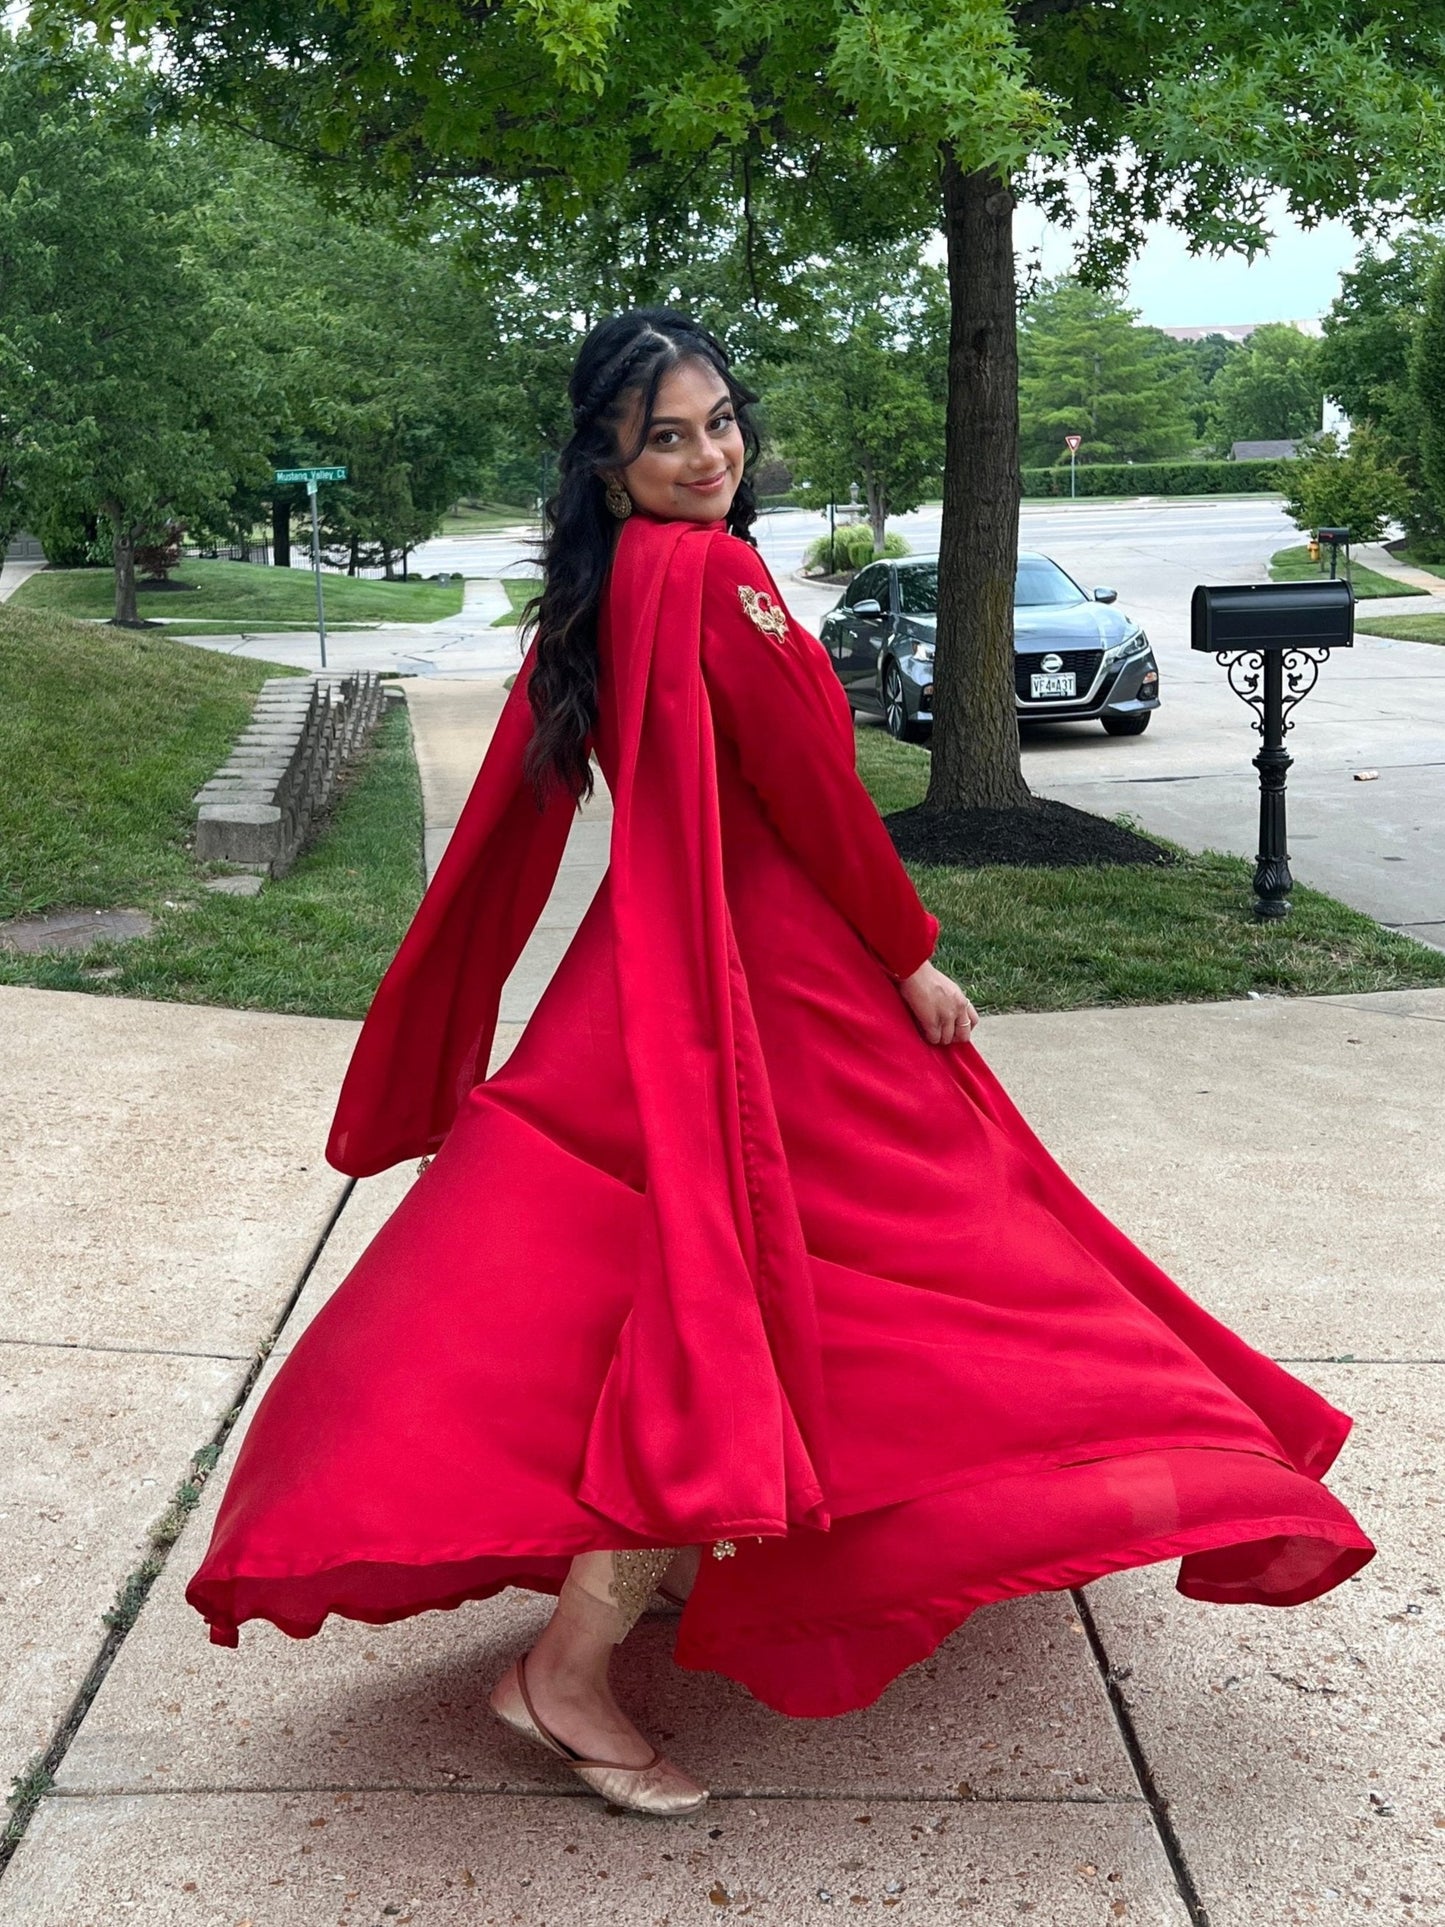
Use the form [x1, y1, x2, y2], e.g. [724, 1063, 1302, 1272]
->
[1014, 193, 1367, 330]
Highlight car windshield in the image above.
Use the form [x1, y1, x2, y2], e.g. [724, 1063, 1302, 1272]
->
[1015, 558, 1086, 607]
[895, 567, 938, 615]
[893, 557, 1086, 615]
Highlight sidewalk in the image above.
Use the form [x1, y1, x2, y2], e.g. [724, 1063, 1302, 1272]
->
[170, 577, 529, 677]
[0, 683, 1440, 1923]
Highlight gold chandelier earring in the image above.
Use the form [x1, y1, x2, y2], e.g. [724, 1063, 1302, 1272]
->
[603, 477, 633, 520]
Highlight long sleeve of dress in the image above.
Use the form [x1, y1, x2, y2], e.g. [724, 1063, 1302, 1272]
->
[700, 533, 940, 982]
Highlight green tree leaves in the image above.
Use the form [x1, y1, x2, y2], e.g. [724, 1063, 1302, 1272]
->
[1017, 280, 1195, 468]
[1206, 323, 1323, 452]
[1278, 430, 1411, 546]
[764, 253, 946, 551]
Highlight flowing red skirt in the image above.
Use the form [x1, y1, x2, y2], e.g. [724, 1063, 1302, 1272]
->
[187, 728, 1373, 1716]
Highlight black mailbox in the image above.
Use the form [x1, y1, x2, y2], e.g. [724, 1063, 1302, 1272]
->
[1192, 578, 1353, 923]
[1317, 526, 1351, 546]
[1191, 581, 1353, 654]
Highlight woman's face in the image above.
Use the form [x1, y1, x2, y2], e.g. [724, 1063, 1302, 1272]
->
[608, 358, 745, 523]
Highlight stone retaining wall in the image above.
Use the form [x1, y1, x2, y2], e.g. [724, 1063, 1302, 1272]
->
[193, 673, 391, 876]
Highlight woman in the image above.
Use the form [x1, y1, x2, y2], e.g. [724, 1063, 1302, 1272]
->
[187, 309, 1373, 1818]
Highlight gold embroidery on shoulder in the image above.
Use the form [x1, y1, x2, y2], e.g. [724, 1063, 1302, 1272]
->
[738, 583, 789, 643]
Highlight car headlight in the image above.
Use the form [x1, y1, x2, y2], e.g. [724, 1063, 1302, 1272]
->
[910, 638, 935, 663]
[1104, 628, 1150, 663]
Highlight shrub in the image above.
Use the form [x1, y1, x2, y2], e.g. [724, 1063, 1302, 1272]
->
[803, 524, 911, 573]
[135, 522, 185, 581]
[1278, 431, 1411, 545]
[30, 505, 112, 569]
[1020, 458, 1284, 497]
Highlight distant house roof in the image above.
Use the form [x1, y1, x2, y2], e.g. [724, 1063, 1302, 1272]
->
[1231, 439, 1301, 460]
[1160, 320, 1324, 342]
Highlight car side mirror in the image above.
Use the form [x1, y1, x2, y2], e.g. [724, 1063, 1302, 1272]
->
[851, 598, 883, 619]
[1093, 587, 1118, 604]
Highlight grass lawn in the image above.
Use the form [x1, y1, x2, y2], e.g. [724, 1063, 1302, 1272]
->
[493, 576, 541, 627]
[1268, 544, 1423, 601]
[0, 603, 423, 1018]
[11, 559, 464, 635]
[1356, 612, 1445, 645]
[440, 503, 539, 535]
[1384, 547, 1445, 581]
[852, 727, 1445, 1013]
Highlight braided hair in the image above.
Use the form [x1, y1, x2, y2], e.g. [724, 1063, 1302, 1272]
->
[521, 309, 761, 809]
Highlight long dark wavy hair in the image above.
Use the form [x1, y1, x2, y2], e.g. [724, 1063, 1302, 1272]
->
[521, 309, 761, 809]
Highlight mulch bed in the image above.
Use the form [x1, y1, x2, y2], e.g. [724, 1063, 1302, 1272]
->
[885, 797, 1177, 870]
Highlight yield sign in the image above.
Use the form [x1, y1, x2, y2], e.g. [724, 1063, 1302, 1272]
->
[1064, 434, 1083, 452]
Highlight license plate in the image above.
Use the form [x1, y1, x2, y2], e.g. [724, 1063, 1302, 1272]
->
[1030, 671, 1077, 699]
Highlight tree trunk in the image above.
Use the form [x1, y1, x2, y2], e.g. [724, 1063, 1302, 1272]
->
[106, 506, 140, 626]
[382, 543, 396, 580]
[348, 533, 360, 577]
[927, 153, 1031, 812]
[864, 465, 886, 555]
[271, 497, 291, 569]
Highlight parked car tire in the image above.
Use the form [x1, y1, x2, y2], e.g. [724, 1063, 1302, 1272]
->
[883, 661, 925, 743]
[1101, 712, 1151, 737]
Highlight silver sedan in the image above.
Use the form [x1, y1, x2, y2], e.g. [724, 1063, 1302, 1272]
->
[817, 552, 1161, 742]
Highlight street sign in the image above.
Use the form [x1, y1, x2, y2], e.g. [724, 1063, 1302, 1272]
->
[1064, 435, 1082, 452]
[271, 468, 348, 665]
[273, 466, 348, 485]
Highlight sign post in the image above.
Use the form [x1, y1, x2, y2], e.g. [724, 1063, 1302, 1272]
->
[273, 466, 348, 668]
[1064, 433, 1083, 499]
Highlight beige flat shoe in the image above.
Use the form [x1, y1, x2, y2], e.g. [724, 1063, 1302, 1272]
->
[488, 1653, 709, 1816]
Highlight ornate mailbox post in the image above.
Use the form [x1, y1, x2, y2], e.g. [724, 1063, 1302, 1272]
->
[1191, 581, 1354, 921]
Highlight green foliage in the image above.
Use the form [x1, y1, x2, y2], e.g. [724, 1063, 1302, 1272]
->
[1413, 247, 1445, 543]
[1017, 279, 1196, 468]
[803, 524, 911, 573]
[1173, 334, 1247, 439]
[54, 0, 1445, 285]
[1319, 232, 1445, 550]
[1277, 430, 1412, 546]
[28, 504, 109, 569]
[193, 141, 497, 573]
[764, 252, 945, 549]
[0, 31, 249, 617]
[1321, 237, 1444, 453]
[1020, 459, 1283, 499]
[1205, 324, 1323, 452]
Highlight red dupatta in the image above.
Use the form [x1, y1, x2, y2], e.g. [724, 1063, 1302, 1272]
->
[326, 515, 831, 1544]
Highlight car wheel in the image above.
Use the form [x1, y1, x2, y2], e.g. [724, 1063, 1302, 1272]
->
[883, 662, 923, 742]
[1102, 712, 1151, 737]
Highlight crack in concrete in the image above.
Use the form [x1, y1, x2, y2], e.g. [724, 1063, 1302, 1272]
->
[0, 1337, 250, 1362]
[44, 1784, 1142, 1807]
[1074, 1586, 1212, 1927]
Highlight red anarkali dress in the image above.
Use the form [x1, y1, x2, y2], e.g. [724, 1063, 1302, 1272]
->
[187, 515, 1373, 1717]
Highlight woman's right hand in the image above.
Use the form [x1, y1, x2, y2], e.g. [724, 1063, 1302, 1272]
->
[897, 960, 979, 1047]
